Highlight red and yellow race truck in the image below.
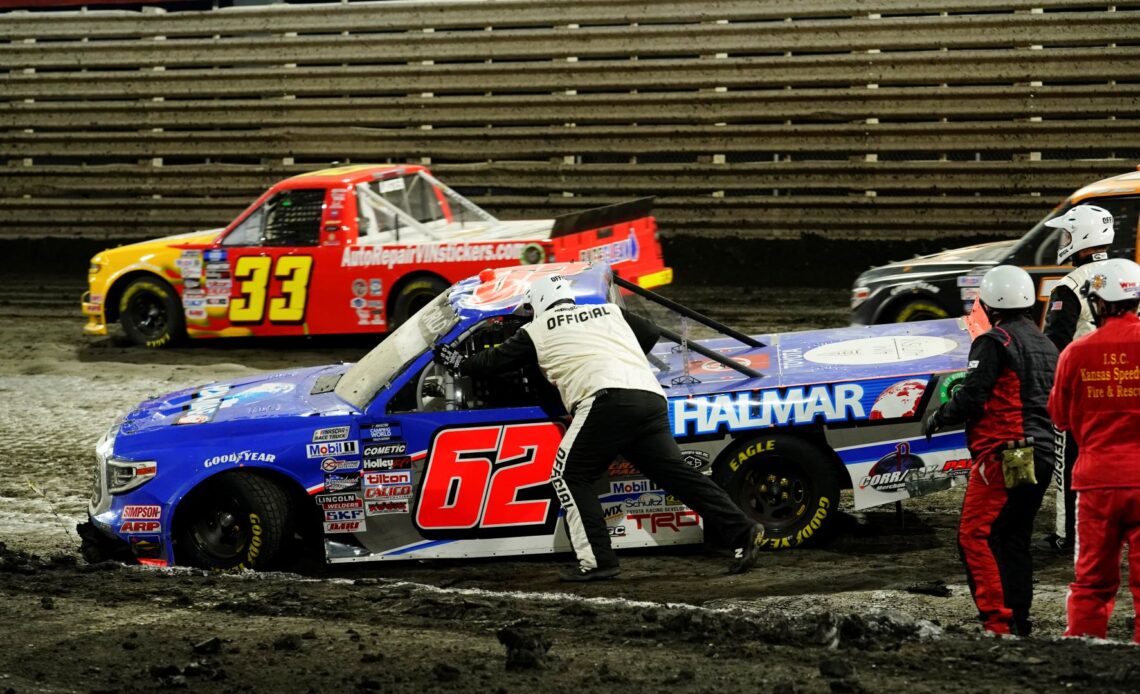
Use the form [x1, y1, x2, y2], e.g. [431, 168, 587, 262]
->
[82, 164, 672, 347]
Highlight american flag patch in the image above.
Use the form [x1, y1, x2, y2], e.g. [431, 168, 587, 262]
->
[1050, 301, 1063, 311]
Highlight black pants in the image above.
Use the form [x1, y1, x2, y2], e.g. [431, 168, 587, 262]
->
[551, 388, 754, 569]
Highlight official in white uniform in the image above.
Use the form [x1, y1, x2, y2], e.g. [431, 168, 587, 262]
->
[1040, 204, 1116, 552]
[435, 274, 764, 581]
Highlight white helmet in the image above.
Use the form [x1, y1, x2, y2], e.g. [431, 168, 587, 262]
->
[526, 274, 575, 316]
[979, 265, 1035, 310]
[1083, 258, 1140, 303]
[1045, 204, 1115, 264]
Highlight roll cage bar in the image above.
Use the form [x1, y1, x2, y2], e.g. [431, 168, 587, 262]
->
[612, 275, 766, 380]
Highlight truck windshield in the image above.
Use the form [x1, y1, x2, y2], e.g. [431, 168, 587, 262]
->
[334, 291, 459, 409]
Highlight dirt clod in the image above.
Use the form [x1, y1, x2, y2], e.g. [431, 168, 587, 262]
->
[497, 623, 552, 670]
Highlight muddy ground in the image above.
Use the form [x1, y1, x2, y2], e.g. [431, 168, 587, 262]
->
[1, 275, 1138, 694]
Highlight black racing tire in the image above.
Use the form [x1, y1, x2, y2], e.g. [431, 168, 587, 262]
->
[390, 275, 448, 328]
[118, 276, 185, 348]
[174, 473, 293, 571]
[888, 297, 951, 323]
[714, 435, 840, 551]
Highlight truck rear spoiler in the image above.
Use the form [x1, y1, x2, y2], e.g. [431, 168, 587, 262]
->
[550, 197, 656, 239]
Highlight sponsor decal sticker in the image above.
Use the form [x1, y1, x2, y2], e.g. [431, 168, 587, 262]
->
[120, 520, 161, 534]
[363, 442, 407, 457]
[312, 426, 351, 443]
[363, 455, 407, 472]
[324, 509, 364, 522]
[942, 458, 972, 477]
[859, 442, 933, 492]
[129, 535, 163, 559]
[315, 492, 358, 505]
[365, 485, 413, 499]
[366, 500, 410, 516]
[122, 505, 162, 520]
[610, 479, 653, 495]
[323, 520, 363, 533]
[203, 450, 277, 468]
[680, 449, 709, 470]
[367, 423, 401, 440]
[320, 458, 360, 473]
[341, 243, 528, 269]
[363, 456, 412, 471]
[364, 471, 412, 486]
[324, 473, 361, 493]
[669, 384, 866, 437]
[321, 498, 363, 511]
[579, 231, 639, 265]
[307, 441, 360, 458]
[628, 510, 700, 534]
[869, 379, 926, 419]
[939, 371, 967, 404]
[606, 459, 639, 478]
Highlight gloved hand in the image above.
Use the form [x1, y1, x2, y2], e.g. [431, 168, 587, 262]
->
[433, 343, 464, 375]
[922, 409, 943, 440]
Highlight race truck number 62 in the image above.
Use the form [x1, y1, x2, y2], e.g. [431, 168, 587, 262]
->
[414, 422, 563, 538]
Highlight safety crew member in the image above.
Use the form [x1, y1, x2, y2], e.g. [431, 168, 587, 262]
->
[924, 265, 1057, 636]
[1040, 204, 1117, 553]
[1048, 258, 1140, 642]
[434, 273, 765, 582]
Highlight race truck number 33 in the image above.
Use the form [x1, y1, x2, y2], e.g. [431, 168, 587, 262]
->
[229, 255, 314, 324]
[414, 422, 564, 538]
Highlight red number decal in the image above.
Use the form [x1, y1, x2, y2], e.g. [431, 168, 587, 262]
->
[482, 423, 564, 528]
[415, 427, 498, 530]
[415, 422, 562, 537]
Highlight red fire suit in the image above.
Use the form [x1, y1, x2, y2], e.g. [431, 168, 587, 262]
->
[1048, 312, 1140, 642]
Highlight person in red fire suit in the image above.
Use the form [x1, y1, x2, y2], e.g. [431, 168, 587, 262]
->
[1048, 258, 1140, 642]
[924, 265, 1057, 636]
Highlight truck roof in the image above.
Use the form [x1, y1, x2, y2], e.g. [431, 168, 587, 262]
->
[281, 164, 428, 188]
[1070, 167, 1140, 204]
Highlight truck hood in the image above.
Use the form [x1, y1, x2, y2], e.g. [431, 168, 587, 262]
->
[118, 364, 354, 439]
[92, 229, 224, 266]
[855, 240, 1014, 286]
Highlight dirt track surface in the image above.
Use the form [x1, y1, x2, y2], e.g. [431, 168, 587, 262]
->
[2, 277, 1139, 694]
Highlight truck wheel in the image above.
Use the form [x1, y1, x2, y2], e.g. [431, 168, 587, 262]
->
[890, 298, 950, 323]
[714, 435, 840, 550]
[390, 275, 448, 328]
[118, 276, 185, 348]
[175, 473, 293, 571]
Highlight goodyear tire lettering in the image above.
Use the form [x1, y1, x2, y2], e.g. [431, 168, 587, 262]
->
[176, 476, 291, 571]
[715, 436, 840, 551]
